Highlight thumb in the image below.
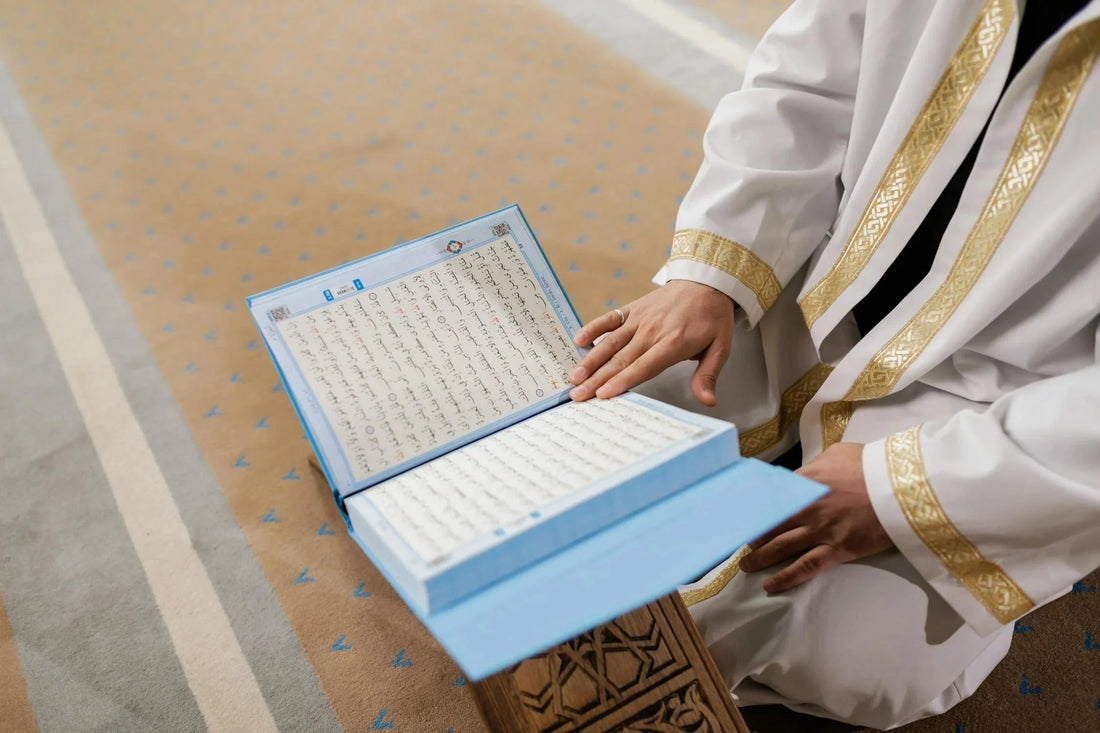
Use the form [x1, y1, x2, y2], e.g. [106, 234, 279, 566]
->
[691, 338, 730, 407]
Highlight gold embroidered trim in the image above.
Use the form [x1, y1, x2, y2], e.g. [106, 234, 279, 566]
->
[820, 400, 854, 450]
[885, 427, 1034, 623]
[739, 364, 833, 457]
[798, 0, 1014, 329]
[681, 546, 753, 607]
[668, 229, 782, 313]
[844, 21, 1100, 403]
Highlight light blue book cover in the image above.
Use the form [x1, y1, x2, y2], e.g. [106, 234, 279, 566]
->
[248, 205, 826, 678]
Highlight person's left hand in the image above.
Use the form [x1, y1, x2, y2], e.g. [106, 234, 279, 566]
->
[739, 443, 895, 593]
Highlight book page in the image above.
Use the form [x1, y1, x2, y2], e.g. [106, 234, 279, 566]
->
[362, 397, 707, 565]
[275, 235, 578, 483]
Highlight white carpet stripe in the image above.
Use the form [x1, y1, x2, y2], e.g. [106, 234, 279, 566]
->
[617, 0, 754, 74]
[0, 121, 278, 733]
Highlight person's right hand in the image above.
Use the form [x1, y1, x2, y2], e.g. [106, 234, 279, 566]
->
[568, 280, 736, 406]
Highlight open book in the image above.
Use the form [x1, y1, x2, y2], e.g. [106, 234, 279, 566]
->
[249, 205, 824, 678]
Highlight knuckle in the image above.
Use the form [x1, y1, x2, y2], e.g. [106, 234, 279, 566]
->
[602, 333, 626, 352]
[608, 353, 631, 372]
[637, 321, 659, 341]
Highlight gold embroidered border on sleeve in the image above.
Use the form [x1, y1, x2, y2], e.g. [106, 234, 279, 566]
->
[681, 546, 753, 607]
[841, 21, 1100, 405]
[798, 0, 1014, 329]
[739, 364, 833, 457]
[667, 229, 781, 313]
[820, 400, 854, 450]
[885, 427, 1034, 624]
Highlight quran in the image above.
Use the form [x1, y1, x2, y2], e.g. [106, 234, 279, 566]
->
[248, 205, 825, 678]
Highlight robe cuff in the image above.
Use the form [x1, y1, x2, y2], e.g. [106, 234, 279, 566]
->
[650, 263, 751, 330]
[652, 230, 782, 328]
[863, 428, 1008, 637]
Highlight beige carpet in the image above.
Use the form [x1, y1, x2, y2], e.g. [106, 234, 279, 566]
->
[1, 1, 1096, 731]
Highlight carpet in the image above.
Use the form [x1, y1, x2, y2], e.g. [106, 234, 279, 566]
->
[0, 1, 1095, 731]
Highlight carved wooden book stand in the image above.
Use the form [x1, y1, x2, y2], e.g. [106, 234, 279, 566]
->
[469, 593, 749, 732]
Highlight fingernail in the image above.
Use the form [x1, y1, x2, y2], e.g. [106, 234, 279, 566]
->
[595, 385, 612, 399]
[573, 331, 586, 346]
[569, 366, 586, 384]
[569, 387, 584, 400]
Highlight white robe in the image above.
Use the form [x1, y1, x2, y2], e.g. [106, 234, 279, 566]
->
[639, 0, 1100, 727]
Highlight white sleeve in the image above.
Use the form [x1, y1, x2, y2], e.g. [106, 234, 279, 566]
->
[656, 0, 866, 327]
[863, 360, 1100, 636]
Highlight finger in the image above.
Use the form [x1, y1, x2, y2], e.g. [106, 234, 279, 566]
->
[691, 335, 731, 407]
[573, 307, 629, 348]
[739, 527, 816, 572]
[748, 508, 812, 551]
[593, 340, 684, 399]
[763, 545, 840, 594]
[571, 338, 648, 401]
[568, 323, 638, 387]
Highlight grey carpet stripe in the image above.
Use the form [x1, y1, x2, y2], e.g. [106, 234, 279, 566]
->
[0, 218, 205, 731]
[0, 62, 342, 733]
[537, 0, 750, 110]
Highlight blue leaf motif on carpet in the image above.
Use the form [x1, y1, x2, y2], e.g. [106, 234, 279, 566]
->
[330, 634, 352, 652]
[392, 649, 413, 667]
[369, 710, 394, 729]
[1019, 674, 1041, 695]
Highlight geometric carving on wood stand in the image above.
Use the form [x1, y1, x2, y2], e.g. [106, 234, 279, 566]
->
[469, 594, 748, 732]
[620, 681, 721, 732]
[510, 608, 687, 731]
